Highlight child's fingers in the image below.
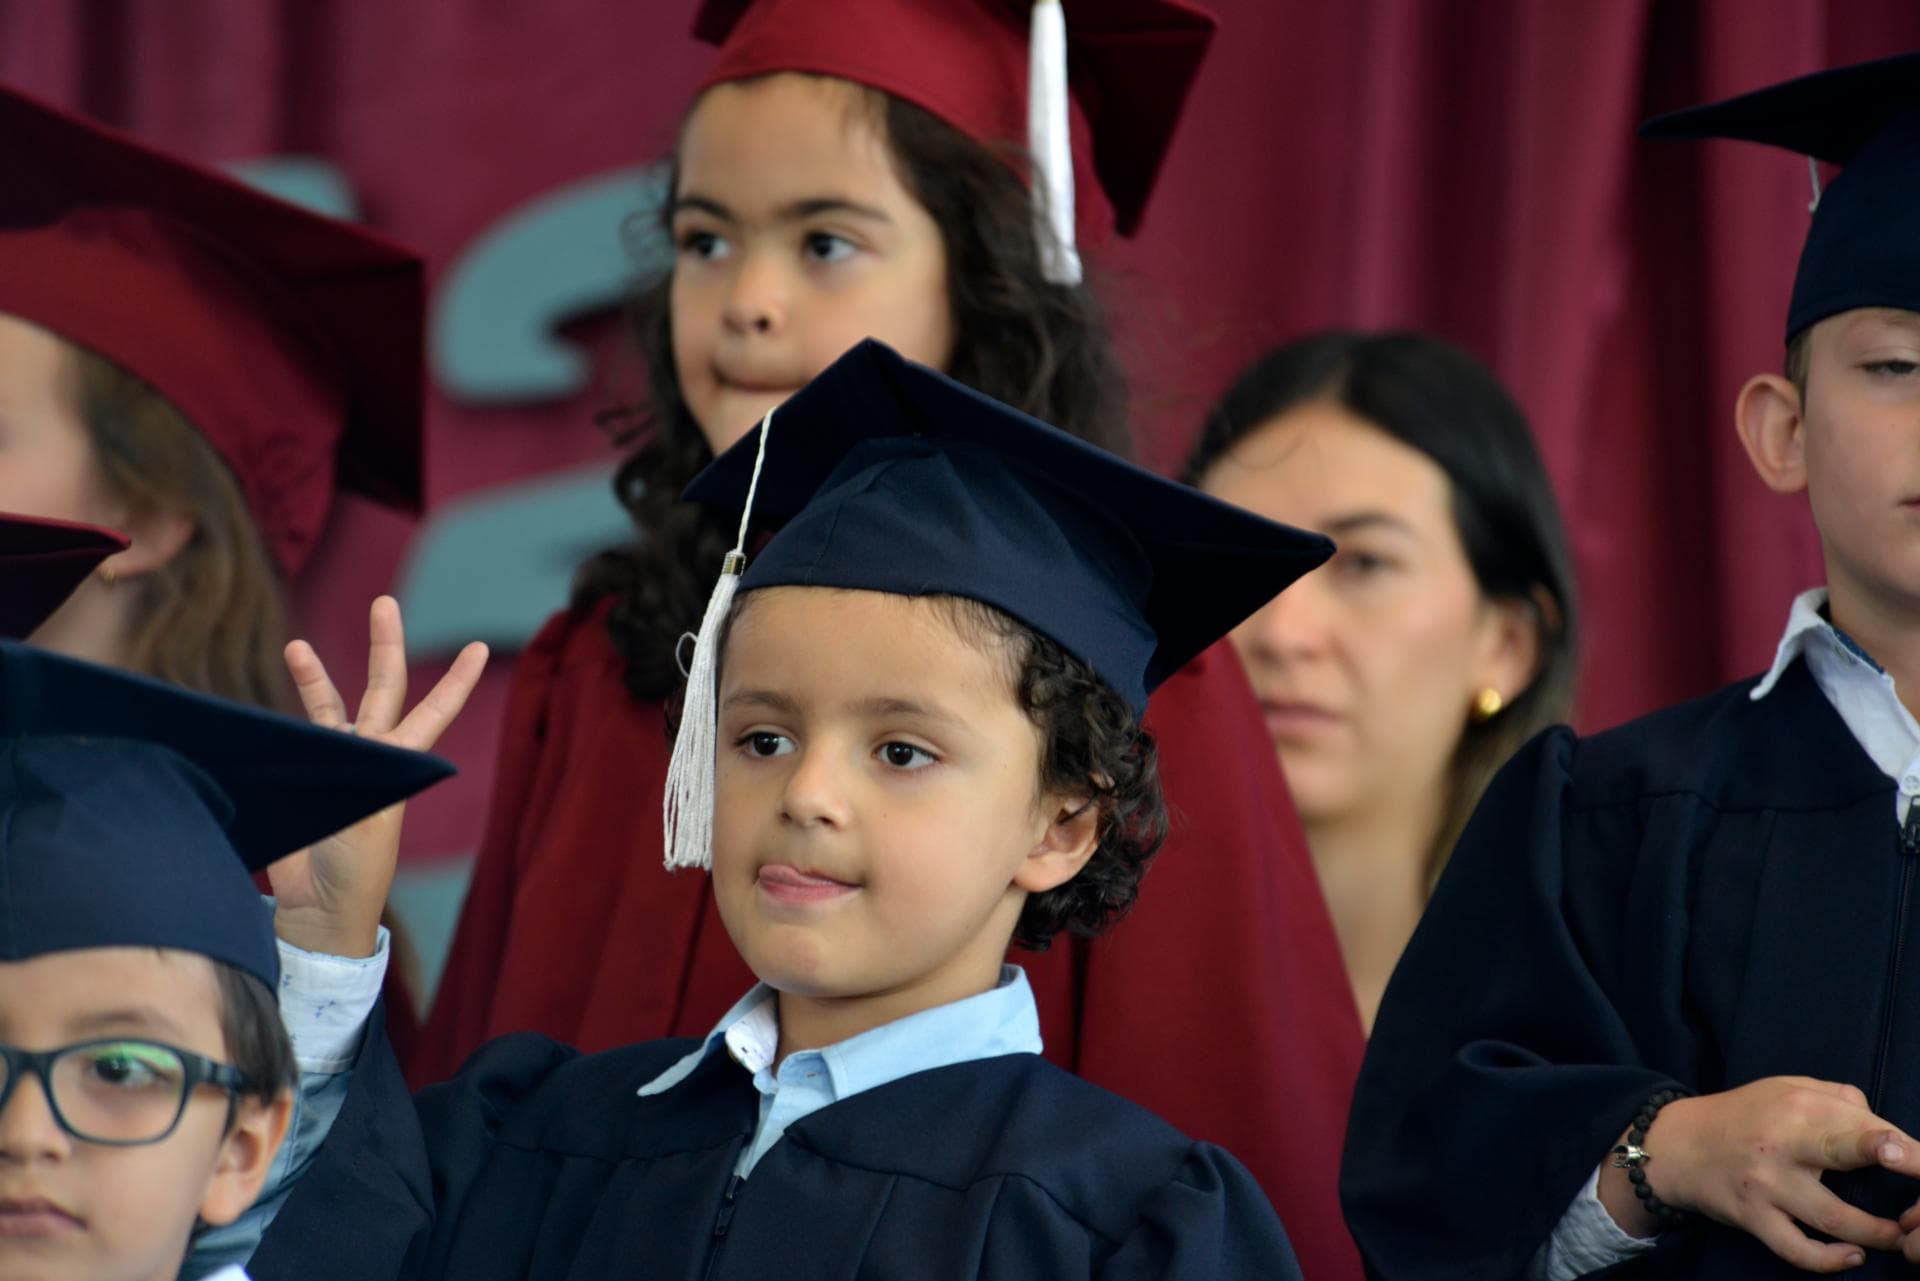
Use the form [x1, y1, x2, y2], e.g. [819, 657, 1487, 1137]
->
[387, 642, 489, 754]
[284, 640, 350, 730]
[1749, 1205, 1869, 1273]
[1807, 1123, 1920, 1175]
[1900, 1198, 1920, 1235]
[1871, 1130, 1920, 1181]
[355, 596, 410, 733]
[1775, 1178, 1902, 1253]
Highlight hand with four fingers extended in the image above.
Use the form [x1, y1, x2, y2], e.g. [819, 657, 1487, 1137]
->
[268, 596, 489, 959]
[1600, 1076, 1920, 1272]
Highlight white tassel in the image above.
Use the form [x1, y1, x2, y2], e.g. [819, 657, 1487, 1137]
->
[1807, 156, 1823, 215]
[663, 410, 775, 871]
[1029, 0, 1081, 286]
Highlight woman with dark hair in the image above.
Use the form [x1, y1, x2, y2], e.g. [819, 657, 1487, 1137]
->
[1187, 330, 1578, 1031]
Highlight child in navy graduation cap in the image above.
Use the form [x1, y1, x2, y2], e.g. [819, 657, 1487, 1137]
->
[1342, 50, 1920, 1281]
[0, 518, 462, 1281]
[233, 341, 1327, 1281]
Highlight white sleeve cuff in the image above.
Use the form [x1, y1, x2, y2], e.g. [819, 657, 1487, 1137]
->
[275, 925, 390, 1073]
[1528, 1164, 1660, 1281]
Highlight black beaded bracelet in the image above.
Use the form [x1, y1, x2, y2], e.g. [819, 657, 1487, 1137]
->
[1610, 1088, 1693, 1227]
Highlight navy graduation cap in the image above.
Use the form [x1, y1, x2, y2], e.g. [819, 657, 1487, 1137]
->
[1640, 50, 1920, 341]
[0, 512, 127, 640]
[662, 338, 1332, 869]
[0, 642, 455, 988]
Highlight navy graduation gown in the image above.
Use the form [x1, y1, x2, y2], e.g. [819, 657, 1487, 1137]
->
[1341, 658, 1920, 1280]
[249, 1019, 1300, 1280]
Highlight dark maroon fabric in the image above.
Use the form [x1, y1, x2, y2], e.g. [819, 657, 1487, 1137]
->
[415, 600, 1367, 1281]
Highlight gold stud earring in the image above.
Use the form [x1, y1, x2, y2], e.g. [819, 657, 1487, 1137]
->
[98, 561, 117, 586]
[1471, 687, 1504, 722]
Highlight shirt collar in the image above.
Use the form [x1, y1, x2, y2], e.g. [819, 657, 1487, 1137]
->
[1751, 586, 1886, 699]
[636, 964, 1042, 1098]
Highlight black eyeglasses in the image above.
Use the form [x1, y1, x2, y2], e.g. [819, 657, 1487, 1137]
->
[0, 1039, 253, 1146]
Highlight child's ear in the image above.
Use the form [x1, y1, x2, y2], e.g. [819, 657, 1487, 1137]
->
[1735, 373, 1808, 495]
[100, 504, 195, 580]
[198, 1090, 294, 1227]
[1013, 794, 1102, 894]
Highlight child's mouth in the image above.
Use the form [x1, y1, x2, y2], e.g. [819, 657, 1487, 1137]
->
[757, 863, 858, 905]
[0, 1198, 84, 1237]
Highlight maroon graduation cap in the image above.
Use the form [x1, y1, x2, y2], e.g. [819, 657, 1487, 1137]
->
[0, 512, 129, 640]
[692, 0, 1217, 246]
[0, 83, 426, 577]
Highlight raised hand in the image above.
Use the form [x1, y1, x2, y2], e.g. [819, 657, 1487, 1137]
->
[1607, 1076, 1920, 1273]
[270, 596, 489, 958]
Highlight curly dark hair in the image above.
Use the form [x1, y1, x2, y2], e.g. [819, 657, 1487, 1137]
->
[573, 77, 1131, 702]
[933, 597, 1168, 951]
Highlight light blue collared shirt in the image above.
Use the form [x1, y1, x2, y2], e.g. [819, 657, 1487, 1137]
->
[638, 965, 1043, 1176]
[1752, 586, 1920, 822]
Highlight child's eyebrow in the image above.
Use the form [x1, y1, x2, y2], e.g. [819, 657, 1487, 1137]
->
[723, 688, 802, 717]
[775, 197, 894, 225]
[670, 194, 735, 222]
[65, 1006, 191, 1040]
[1855, 309, 1920, 336]
[850, 695, 967, 728]
[670, 195, 895, 228]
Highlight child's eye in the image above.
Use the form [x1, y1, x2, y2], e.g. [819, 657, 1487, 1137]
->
[73, 1043, 182, 1092]
[738, 731, 794, 758]
[878, 742, 936, 770]
[1862, 359, 1920, 378]
[802, 232, 856, 264]
[677, 229, 729, 261]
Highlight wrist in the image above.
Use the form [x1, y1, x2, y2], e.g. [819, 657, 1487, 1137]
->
[1625, 1090, 1697, 1221]
[1597, 1090, 1698, 1238]
[1597, 1137, 1665, 1239]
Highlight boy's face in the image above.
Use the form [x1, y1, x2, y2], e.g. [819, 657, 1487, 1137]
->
[0, 947, 287, 1281]
[670, 73, 956, 454]
[1796, 308, 1920, 612]
[711, 588, 1089, 1029]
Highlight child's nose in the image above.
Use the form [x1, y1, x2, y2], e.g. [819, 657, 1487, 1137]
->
[722, 251, 790, 336]
[779, 747, 851, 829]
[0, 1072, 73, 1162]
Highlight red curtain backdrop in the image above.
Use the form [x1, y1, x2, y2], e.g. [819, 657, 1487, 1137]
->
[6, 0, 1920, 866]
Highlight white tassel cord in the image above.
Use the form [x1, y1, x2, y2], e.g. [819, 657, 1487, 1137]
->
[1029, 0, 1081, 286]
[662, 411, 775, 871]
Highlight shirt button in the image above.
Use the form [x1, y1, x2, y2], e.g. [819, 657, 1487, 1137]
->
[1902, 772, 1920, 796]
